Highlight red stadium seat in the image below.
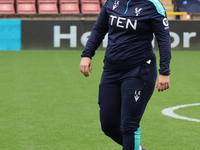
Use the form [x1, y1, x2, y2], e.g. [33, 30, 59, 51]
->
[0, 3, 15, 14]
[81, 2, 100, 14]
[17, 0, 35, 2]
[60, 0, 78, 2]
[16, 0, 36, 14]
[60, 2, 80, 14]
[0, 0, 14, 3]
[80, 0, 99, 2]
[38, 3, 58, 14]
[17, 3, 36, 14]
[38, 0, 58, 14]
[0, 0, 15, 14]
[38, 0, 57, 2]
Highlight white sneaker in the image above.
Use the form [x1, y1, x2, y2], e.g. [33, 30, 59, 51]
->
[142, 146, 148, 150]
[139, 146, 148, 150]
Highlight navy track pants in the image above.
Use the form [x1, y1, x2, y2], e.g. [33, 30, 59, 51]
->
[98, 54, 157, 150]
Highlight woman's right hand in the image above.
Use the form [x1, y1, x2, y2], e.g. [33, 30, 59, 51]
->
[79, 57, 92, 77]
[156, 74, 170, 92]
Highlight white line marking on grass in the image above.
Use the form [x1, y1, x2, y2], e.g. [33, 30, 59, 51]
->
[162, 103, 200, 122]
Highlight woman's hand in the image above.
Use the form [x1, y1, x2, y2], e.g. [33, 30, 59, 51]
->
[156, 75, 170, 92]
[79, 57, 92, 77]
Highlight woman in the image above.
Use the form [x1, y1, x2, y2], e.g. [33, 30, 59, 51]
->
[80, 0, 171, 149]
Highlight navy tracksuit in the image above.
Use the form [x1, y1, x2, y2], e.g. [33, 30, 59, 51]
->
[81, 0, 171, 149]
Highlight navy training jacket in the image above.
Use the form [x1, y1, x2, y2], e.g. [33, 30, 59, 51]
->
[81, 0, 171, 75]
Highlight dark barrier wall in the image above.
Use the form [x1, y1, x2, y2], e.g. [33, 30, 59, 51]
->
[22, 20, 95, 50]
[22, 20, 200, 51]
[169, 21, 200, 50]
[1, 19, 200, 51]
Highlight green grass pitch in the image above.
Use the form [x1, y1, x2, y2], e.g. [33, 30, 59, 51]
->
[0, 50, 200, 150]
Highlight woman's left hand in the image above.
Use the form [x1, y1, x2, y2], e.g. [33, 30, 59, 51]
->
[156, 75, 170, 92]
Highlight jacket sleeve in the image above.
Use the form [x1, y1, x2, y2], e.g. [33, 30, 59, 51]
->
[81, 3, 109, 58]
[150, 3, 171, 75]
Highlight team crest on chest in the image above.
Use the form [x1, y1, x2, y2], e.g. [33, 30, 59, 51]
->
[135, 7, 142, 16]
[113, 0, 120, 10]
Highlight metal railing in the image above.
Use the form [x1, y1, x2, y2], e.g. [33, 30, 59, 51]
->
[167, 12, 188, 20]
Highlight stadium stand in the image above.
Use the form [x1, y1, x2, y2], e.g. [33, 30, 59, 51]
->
[38, 0, 58, 14]
[176, 0, 200, 19]
[160, 0, 176, 19]
[0, 0, 199, 20]
[0, 0, 15, 14]
[59, 0, 80, 14]
[16, 0, 36, 14]
[176, 0, 200, 13]
[159, 0, 189, 20]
